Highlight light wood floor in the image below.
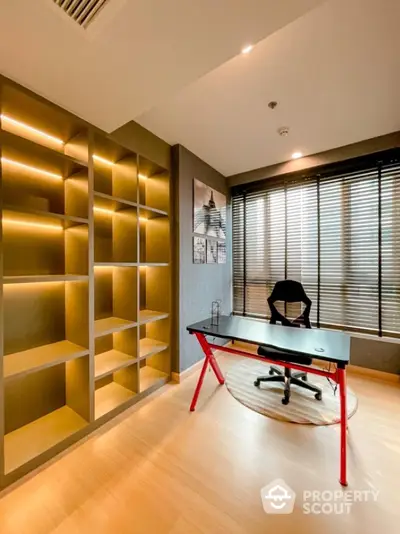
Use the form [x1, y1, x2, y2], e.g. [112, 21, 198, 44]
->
[0, 353, 399, 534]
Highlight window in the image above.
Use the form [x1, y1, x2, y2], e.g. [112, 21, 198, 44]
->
[232, 151, 400, 337]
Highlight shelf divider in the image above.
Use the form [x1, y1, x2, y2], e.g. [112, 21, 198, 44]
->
[3, 275, 89, 284]
[3, 204, 88, 225]
[4, 341, 88, 381]
[94, 316, 137, 337]
[139, 310, 169, 325]
[95, 349, 137, 380]
[139, 338, 168, 359]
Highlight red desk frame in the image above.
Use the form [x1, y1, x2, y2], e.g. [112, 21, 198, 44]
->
[189, 332, 348, 486]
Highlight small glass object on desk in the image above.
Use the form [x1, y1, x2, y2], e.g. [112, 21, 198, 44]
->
[211, 300, 222, 326]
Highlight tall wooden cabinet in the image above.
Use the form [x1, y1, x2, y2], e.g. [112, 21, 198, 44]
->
[0, 76, 172, 488]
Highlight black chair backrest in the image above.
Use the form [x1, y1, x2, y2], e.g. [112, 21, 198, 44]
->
[267, 280, 312, 329]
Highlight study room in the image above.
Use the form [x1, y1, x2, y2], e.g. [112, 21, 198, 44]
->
[0, 1, 398, 533]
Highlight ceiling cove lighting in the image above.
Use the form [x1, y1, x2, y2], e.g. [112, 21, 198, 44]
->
[0, 114, 64, 146]
[2, 218, 62, 231]
[1, 157, 62, 180]
[241, 44, 253, 54]
[93, 154, 114, 166]
[291, 152, 303, 160]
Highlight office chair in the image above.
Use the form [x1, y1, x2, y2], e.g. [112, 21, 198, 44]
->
[254, 280, 323, 405]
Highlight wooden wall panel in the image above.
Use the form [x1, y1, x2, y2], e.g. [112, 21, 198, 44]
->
[66, 356, 90, 422]
[4, 365, 66, 434]
[65, 281, 89, 348]
[3, 226, 65, 276]
[145, 173, 170, 214]
[113, 267, 137, 322]
[65, 225, 88, 276]
[65, 172, 89, 219]
[3, 283, 65, 355]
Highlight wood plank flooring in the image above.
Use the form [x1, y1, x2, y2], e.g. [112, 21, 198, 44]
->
[0, 352, 399, 534]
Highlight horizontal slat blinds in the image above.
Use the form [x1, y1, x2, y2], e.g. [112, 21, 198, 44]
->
[232, 194, 244, 314]
[319, 167, 379, 332]
[381, 162, 400, 335]
[286, 178, 318, 323]
[232, 152, 400, 337]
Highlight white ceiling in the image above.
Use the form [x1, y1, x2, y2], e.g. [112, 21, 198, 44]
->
[0, 0, 322, 132]
[137, 0, 400, 176]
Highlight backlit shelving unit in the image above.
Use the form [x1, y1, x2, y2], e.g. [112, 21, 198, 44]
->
[0, 76, 172, 488]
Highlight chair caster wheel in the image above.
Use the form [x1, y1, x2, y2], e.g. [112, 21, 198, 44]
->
[315, 392, 322, 401]
[282, 397, 290, 405]
[268, 368, 274, 376]
[254, 380, 260, 387]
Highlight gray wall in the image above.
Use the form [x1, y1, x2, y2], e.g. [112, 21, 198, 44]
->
[350, 336, 400, 374]
[172, 145, 232, 372]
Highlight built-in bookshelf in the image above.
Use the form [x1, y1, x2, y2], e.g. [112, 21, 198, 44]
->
[0, 76, 171, 488]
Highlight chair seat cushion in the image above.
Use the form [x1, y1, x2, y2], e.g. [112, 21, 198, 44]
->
[257, 345, 312, 365]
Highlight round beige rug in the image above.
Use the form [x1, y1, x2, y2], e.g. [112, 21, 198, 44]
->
[225, 359, 358, 425]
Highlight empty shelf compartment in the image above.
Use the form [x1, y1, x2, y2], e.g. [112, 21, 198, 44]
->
[95, 382, 135, 419]
[94, 317, 136, 337]
[139, 338, 168, 359]
[139, 310, 169, 324]
[95, 349, 136, 380]
[4, 340, 88, 380]
[140, 366, 168, 391]
[5, 406, 87, 474]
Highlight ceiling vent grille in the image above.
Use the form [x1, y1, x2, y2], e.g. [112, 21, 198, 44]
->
[53, 0, 109, 28]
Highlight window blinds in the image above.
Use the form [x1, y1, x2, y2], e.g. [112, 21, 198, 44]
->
[232, 152, 400, 336]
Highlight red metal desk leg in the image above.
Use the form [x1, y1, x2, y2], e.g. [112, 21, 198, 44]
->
[337, 367, 348, 486]
[190, 333, 225, 412]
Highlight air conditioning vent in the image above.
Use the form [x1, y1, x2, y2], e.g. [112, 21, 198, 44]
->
[53, 0, 109, 28]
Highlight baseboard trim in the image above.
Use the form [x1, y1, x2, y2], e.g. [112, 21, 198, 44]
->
[172, 359, 204, 384]
[347, 364, 400, 383]
[173, 341, 230, 383]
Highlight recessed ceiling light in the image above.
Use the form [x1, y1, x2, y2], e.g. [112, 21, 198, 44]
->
[241, 44, 253, 54]
[291, 152, 303, 160]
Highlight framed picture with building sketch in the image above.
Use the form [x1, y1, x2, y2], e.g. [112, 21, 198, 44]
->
[193, 179, 226, 239]
[206, 240, 218, 264]
[193, 236, 206, 264]
[217, 242, 226, 264]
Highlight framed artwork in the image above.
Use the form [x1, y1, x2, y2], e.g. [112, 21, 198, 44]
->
[217, 242, 226, 264]
[193, 236, 206, 264]
[193, 178, 226, 239]
[206, 240, 218, 264]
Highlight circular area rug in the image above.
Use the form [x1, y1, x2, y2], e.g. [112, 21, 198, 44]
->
[225, 359, 358, 425]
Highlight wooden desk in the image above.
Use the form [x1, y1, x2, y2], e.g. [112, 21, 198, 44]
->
[187, 315, 351, 486]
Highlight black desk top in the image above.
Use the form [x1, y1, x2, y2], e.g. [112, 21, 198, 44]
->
[187, 315, 350, 365]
